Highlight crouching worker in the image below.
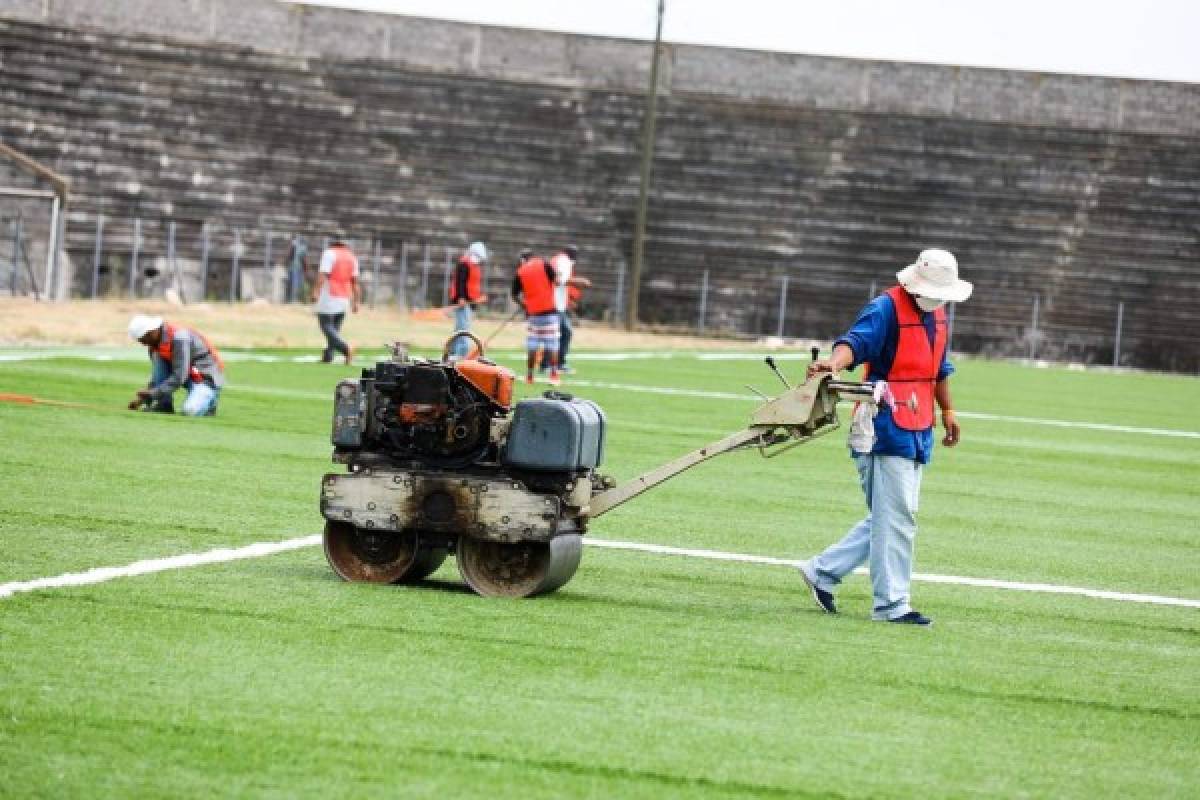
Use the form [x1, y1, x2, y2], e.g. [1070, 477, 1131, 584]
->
[127, 314, 225, 416]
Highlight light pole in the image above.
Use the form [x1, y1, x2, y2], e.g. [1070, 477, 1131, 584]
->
[627, 0, 665, 330]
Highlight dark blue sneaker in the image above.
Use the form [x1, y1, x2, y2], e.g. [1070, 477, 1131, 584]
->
[887, 611, 933, 626]
[798, 562, 837, 614]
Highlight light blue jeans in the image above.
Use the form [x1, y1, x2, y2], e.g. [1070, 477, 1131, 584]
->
[150, 357, 220, 417]
[810, 453, 923, 620]
[451, 304, 473, 356]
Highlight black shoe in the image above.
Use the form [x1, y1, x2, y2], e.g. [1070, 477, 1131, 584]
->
[798, 563, 837, 614]
[888, 611, 933, 626]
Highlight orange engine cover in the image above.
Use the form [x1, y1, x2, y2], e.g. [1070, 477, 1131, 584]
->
[454, 360, 515, 409]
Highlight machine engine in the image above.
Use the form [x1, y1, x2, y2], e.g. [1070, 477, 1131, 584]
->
[335, 352, 508, 467]
[321, 337, 607, 597]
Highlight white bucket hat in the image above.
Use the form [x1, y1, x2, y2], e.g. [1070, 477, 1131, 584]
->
[468, 241, 488, 263]
[896, 249, 972, 303]
[128, 314, 163, 340]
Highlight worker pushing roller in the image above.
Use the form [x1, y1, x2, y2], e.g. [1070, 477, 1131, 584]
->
[799, 248, 972, 626]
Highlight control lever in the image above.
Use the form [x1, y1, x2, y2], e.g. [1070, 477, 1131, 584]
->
[763, 356, 792, 389]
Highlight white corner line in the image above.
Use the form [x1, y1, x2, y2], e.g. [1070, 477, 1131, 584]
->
[2, 533, 1196, 611]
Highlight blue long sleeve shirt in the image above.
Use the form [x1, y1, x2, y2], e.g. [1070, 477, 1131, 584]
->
[834, 292, 955, 464]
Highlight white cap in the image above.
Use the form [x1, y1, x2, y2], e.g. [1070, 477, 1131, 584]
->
[468, 241, 488, 263]
[128, 314, 163, 340]
[896, 249, 972, 303]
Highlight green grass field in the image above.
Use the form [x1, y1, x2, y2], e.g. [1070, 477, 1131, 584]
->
[2, 344, 1198, 798]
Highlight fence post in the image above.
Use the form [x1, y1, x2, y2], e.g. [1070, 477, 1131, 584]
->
[16, 218, 41, 301]
[505, 261, 515, 315]
[168, 220, 185, 303]
[200, 222, 210, 300]
[231, 228, 241, 303]
[9, 218, 21, 295]
[419, 243, 431, 308]
[697, 268, 709, 332]
[53, 207, 65, 301]
[442, 247, 454, 304]
[262, 229, 273, 301]
[90, 214, 105, 298]
[283, 234, 293, 304]
[776, 274, 789, 338]
[129, 218, 141, 298]
[397, 241, 409, 308]
[43, 197, 61, 300]
[371, 237, 381, 309]
[1029, 293, 1040, 360]
[868, 280, 877, 300]
[1113, 301, 1124, 368]
[613, 260, 626, 325]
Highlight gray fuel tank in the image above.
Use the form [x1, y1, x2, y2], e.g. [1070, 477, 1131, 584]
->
[502, 396, 606, 471]
[331, 379, 366, 447]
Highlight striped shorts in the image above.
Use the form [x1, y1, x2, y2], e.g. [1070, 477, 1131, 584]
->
[526, 312, 560, 353]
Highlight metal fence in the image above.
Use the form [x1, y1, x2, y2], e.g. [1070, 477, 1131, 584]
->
[65, 214, 529, 313]
[51, 210, 1179, 371]
[1, 193, 58, 301]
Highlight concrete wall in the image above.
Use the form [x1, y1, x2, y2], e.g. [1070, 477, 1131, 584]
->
[2, 0, 1197, 136]
[1, 2, 1198, 370]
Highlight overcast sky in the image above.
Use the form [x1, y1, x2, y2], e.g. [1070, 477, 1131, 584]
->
[292, 0, 1200, 84]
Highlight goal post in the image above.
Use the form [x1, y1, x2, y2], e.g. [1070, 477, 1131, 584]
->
[0, 143, 69, 301]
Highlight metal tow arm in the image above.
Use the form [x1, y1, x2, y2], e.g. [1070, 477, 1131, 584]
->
[584, 371, 877, 519]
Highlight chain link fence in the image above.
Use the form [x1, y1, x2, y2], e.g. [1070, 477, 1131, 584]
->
[49, 210, 1189, 371]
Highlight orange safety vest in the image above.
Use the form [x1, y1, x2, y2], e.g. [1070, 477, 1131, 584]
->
[156, 322, 225, 385]
[871, 286, 947, 431]
[450, 255, 483, 303]
[516, 257, 556, 316]
[566, 283, 583, 310]
[327, 245, 356, 299]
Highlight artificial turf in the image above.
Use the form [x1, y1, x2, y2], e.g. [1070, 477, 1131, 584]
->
[1, 346, 1197, 798]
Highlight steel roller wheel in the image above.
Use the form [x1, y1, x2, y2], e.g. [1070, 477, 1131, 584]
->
[323, 521, 448, 584]
[456, 534, 583, 597]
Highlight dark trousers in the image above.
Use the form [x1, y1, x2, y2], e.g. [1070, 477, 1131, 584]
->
[557, 311, 573, 367]
[318, 312, 348, 362]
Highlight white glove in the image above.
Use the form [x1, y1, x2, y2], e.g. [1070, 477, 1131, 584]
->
[847, 402, 876, 453]
[873, 379, 896, 411]
[848, 380, 893, 453]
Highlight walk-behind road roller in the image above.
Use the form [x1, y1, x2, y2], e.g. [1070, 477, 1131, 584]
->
[319, 333, 877, 597]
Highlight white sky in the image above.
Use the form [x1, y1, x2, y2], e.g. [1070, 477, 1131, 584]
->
[293, 0, 1200, 84]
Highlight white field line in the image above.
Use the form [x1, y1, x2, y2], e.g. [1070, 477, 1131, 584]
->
[585, 539, 1200, 610]
[950, 411, 1200, 439]
[3, 348, 1198, 440]
[0, 349, 321, 364]
[0, 535, 321, 600]
[2, 533, 1196, 610]
[563, 379, 1200, 439]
